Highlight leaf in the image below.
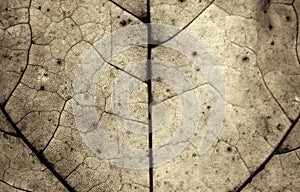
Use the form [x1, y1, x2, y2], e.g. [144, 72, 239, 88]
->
[0, 0, 299, 191]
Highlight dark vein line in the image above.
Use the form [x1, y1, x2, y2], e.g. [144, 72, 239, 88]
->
[108, 0, 146, 23]
[157, 0, 216, 46]
[276, 140, 300, 155]
[64, 158, 86, 180]
[256, 63, 293, 123]
[0, 128, 19, 137]
[0, 179, 33, 192]
[41, 99, 69, 152]
[277, 146, 300, 155]
[104, 111, 147, 125]
[156, 83, 208, 104]
[235, 112, 300, 192]
[84, 40, 145, 83]
[145, 0, 153, 191]
[0, 106, 76, 192]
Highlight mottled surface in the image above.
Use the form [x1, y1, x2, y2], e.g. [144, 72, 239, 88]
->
[0, 0, 299, 191]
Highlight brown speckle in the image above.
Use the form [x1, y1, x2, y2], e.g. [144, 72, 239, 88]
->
[242, 56, 249, 62]
[268, 24, 273, 30]
[120, 20, 127, 26]
[227, 147, 232, 152]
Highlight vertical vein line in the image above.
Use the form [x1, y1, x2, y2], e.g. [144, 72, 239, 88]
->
[146, 0, 154, 191]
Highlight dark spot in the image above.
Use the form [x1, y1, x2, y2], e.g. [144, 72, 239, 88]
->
[57, 59, 62, 65]
[46, 8, 50, 12]
[286, 16, 290, 21]
[166, 88, 170, 92]
[15, 17, 18, 20]
[178, 0, 186, 2]
[195, 68, 200, 71]
[267, 115, 271, 119]
[271, 41, 274, 45]
[192, 51, 198, 56]
[120, 20, 127, 26]
[156, 77, 162, 82]
[38, 6, 41, 10]
[227, 147, 232, 152]
[40, 85, 45, 90]
[127, 19, 132, 23]
[277, 123, 282, 130]
[96, 149, 101, 153]
[192, 153, 197, 157]
[242, 132, 245, 135]
[31, 40, 35, 44]
[5, 8, 8, 12]
[207, 106, 211, 109]
[242, 56, 249, 62]
[268, 24, 273, 30]
[43, 73, 48, 77]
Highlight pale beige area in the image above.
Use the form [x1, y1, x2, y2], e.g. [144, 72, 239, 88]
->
[0, 0, 299, 192]
[150, 0, 300, 191]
